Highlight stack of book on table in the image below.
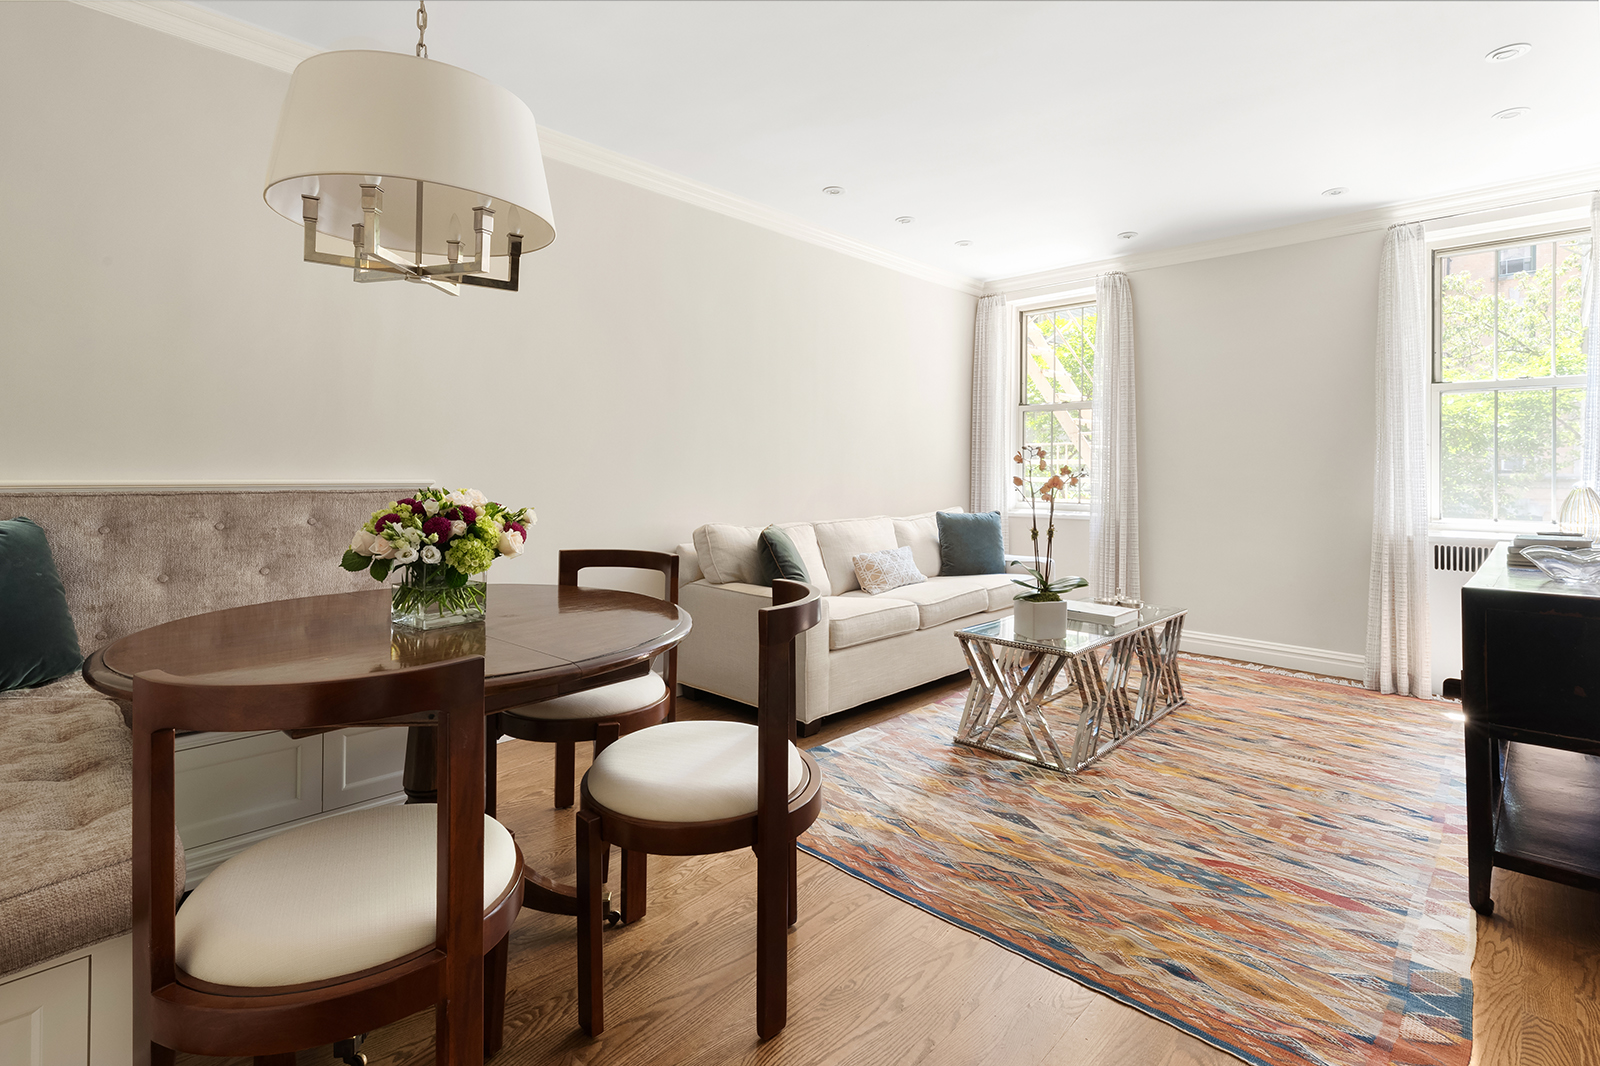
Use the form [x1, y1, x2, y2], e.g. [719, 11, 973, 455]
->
[1066, 601, 1140, 626]
[1507, 532, 1594, 568]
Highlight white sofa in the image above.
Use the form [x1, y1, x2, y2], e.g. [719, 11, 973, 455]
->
[675, 510, 1016, 733]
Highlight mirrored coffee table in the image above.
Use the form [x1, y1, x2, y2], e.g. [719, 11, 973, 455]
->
[954, 605, 1187, 773]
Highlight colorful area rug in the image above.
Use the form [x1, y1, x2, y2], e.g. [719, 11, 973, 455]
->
[800, 659, 1472, 1066]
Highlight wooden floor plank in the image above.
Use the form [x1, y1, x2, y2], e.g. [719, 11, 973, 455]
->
[171, 674, 1600, 1066]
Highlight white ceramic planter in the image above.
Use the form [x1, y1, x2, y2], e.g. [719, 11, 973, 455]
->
[1012, 596, 1069, 640]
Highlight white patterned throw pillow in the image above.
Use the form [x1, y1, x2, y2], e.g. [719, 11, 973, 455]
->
[852, 546, 927, 595]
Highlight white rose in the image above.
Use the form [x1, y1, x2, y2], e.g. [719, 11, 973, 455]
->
[524, 508, 537, 527]
[497, 529, 524, 557]
[402, 527, 423, 546]
[423, 499, 440, 516]
[350, 529, 376, 556]
[368, 535, 396, 559]
[450, 519, 468, 538]
[421, 545, 442, 564]
[394, 546, 419, 565]
[466, 488, 488, 508]
[444, 490, 471, 508]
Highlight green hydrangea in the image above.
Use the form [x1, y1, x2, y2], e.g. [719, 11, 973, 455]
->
[446, 535, 496, 575]
[474, 515, 500, 541]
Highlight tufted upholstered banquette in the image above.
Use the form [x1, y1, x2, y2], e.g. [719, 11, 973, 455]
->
[0, 487, 400, 979]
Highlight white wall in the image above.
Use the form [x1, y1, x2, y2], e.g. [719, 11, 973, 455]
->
[0, 3, 975, 585]
[1130, 230, 1383, 671]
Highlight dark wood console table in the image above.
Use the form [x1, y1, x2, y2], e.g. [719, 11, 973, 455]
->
[1462, 543, 1600, 915]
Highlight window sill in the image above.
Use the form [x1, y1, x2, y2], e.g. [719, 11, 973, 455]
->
[1008, 509, 1089, 521]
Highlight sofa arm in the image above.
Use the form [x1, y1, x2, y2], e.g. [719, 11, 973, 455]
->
[677, 580, 829, 725]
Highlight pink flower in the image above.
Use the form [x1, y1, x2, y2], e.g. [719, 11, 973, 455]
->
[421, 516, 454, 542]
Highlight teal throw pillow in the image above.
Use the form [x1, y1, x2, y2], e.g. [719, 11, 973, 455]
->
[756, 526, 810, 587]
[0, 517, 84, 691]
[937, 510, 1005, 575]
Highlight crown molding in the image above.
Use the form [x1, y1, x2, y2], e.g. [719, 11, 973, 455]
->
[532, 128, 983, 294]
[72, 0, 315, 71]
[69, 0, 984, 296]
[988, 167, 1600, 300]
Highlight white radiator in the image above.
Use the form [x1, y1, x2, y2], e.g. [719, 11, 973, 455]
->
[1428, 536, 1500, 696]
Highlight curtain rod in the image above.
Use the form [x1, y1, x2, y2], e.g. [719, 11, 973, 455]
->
[1413, 190, 1597, 227]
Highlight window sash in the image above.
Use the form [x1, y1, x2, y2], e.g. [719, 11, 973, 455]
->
[1017, 300, 1095, 513]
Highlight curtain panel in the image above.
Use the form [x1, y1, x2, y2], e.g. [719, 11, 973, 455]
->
[1365, 222, 1431, 697]
[971, 293, 1010, 546]
[1582, 194, 1600, 487]
[1089, 272, 1140, 601]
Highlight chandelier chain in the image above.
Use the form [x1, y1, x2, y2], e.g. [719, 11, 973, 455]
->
[415, 0, 428, 59]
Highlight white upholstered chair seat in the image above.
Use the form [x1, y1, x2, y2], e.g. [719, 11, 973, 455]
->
[174, 805, 519, 988]
[502, 672, 667, 721]
[585, 720, 804, 822]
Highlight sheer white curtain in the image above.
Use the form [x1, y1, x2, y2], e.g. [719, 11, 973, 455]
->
[1365, 222, 1431, 697]
[1090, 272, 1139, 600]
[971, 293, 1010, 545]
[1581, 194, 1600, 487]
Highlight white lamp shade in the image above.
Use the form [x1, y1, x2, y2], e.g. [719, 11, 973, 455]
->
[264, 50, 555, 257]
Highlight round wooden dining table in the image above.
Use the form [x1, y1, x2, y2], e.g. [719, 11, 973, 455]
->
[84, 582, 692, 913]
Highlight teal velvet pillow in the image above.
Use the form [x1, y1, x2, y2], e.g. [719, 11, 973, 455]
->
[0, 517, 84, 691]
[937, 510, 1005, 575]
[756, 526, 811, 587]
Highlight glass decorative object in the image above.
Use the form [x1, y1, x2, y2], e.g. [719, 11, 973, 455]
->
[391, 564, 488, 630]
[1559, 486, 1600, 540]
[1520, 546, 1600, 588]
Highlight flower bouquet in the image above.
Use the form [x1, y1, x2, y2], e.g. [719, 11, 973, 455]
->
[341, 488, 535, 630]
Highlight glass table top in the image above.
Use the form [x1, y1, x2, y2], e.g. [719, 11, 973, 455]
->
[960, 603, 1185, 655]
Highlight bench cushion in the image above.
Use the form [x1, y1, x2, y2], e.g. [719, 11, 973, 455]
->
[0, 675, 182, 977]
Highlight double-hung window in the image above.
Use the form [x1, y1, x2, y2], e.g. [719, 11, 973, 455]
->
[1432, 231, 1591, 526]
[1018, 302, 1095, 509]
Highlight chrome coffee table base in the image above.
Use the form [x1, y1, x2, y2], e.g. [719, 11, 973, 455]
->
[954, 608, 1187, 773]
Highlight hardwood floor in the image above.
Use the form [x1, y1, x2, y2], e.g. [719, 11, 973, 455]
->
[174, 677, 1598, 1066]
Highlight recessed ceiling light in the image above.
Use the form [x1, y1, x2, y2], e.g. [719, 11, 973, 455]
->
[822, 186, 844, 195]
[1322, 187, 1349, 197]
[954, 240, 972, 247]
[1491, 106, 1531, 120]
[1484, 42, 1532, 63]
[896, 216, 915, 225]
[1117, 231, 1137, 240]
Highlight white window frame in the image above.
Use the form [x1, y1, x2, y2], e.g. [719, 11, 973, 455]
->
[1015, 295, 1096, 515]
[1428, 225, 1589, 532]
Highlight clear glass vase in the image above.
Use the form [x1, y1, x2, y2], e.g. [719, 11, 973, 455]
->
[1559, 486, 1600, 541]
[390, 563, 488, 630]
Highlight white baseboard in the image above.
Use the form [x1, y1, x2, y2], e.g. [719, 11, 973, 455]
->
[182, 792, 406, 889]
[1180, 629, 1365, 681]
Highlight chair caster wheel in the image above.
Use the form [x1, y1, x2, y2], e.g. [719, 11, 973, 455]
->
[334, 1035, 368, 1065]
[605, 908, 623, 927]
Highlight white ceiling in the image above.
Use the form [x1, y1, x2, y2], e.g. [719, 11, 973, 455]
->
[193, 0, 1600, 283]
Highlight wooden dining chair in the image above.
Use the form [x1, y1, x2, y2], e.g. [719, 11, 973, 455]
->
[494, 550, 677, 918]
[498, 550, 679, 807]
[131, 656, 523, 1066]
[575, 578, 823, 1041]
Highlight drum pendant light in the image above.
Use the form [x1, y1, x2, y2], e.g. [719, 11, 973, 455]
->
[262, 1, 554, 295]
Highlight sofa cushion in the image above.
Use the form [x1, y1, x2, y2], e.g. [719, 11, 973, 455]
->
[827, 595, 919, 650]
[892, 509, 961, 578]
[0, 518, 84, 692]
[841, 577, 988, 630]
[814, 517, 897, 596]
[966, 571, 1024, 612]
[692, 524, 763, 585]
[771, 523, 828, 590]
[938, 511, 1005, 575]
[756, 526, 811, 586]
